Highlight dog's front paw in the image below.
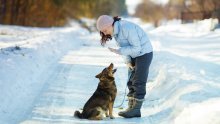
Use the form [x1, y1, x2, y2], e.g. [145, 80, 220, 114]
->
[110, 116, 115, 119]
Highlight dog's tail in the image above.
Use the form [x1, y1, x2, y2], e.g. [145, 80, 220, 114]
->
[74, 110, 83, 119]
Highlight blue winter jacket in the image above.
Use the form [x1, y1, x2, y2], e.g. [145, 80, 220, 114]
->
[113, 20, 153, 63]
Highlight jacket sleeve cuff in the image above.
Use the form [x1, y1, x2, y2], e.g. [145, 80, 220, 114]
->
[118, 48, 127, 55]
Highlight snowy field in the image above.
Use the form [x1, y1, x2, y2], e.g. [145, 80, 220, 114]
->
[0, 19, 220, 124]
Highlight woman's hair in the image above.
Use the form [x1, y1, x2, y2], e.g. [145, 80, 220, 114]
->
[100, 16, 121, 46]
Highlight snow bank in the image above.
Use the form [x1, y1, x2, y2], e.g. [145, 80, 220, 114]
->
[0, 24, 89, 123]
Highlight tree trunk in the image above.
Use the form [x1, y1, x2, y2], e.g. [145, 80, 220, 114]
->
[0, 0, 6, 23]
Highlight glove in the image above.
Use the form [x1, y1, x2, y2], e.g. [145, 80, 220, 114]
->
[108, 47, 120, 55]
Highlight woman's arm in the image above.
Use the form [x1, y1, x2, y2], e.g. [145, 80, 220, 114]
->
[118, 25, 141, 56]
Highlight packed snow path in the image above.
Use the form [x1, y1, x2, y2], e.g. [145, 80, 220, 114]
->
[20, 44, 151, 124]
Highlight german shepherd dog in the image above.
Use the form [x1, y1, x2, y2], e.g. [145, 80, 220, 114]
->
[74, 63, 117, 120]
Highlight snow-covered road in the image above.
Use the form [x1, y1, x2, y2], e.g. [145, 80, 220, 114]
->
[1, 19, 220, 124]
[20, 43, 151, 124]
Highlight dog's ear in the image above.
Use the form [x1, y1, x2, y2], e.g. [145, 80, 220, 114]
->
[113, 69, 117, 74]
[95, 73, 102, 78]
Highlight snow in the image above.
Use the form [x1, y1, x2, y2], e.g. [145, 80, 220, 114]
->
[0, 18, 220, 124]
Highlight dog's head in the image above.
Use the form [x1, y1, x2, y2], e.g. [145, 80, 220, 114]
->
[95, 63, 117, 83]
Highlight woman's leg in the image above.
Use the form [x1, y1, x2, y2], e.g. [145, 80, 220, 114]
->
[127, 68, 135, 97]
[133, 52, 153, 99]
[119, 52, 153, 118]
[127, 57, 136, 97]
[118, 58, 135, 115]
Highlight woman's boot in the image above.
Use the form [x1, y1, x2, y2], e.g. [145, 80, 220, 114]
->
[118, 98, 143, 118]
[118, 97, 134, 115]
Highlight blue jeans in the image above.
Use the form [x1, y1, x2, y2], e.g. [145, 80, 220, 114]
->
[127, 52, 153, 99]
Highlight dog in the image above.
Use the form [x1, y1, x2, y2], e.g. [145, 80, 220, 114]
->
[74, 63, 117, 120]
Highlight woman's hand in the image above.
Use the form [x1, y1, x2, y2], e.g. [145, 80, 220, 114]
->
[108, 47, 120, 55]
[127, 62, 135, 71]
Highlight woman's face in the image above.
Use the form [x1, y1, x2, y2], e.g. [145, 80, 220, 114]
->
[101, 25, 113, 36]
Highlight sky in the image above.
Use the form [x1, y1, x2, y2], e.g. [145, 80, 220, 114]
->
[126, 0, 143, 14]
[126, 0, 169, 14]
[152, 0, 169, 5]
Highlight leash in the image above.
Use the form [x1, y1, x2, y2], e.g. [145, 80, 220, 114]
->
[114, 68, 134, 109]
[113, 85, 127, 109]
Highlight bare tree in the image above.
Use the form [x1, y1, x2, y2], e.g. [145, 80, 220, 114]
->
[135, 0, 165, 27]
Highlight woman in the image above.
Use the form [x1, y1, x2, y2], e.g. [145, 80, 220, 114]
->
[96, 15, 153, 118]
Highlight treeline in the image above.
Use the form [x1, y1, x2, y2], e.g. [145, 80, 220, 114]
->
[135, 0, 220, 27]
[0, 0, 127, 27]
